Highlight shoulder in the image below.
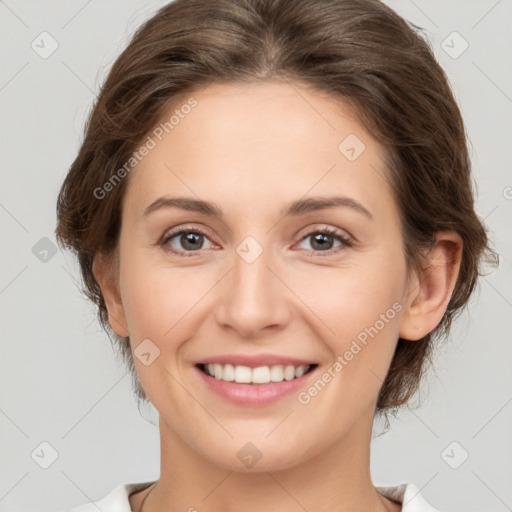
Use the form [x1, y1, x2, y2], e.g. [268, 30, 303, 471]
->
[61, 481, 155, 512]
[375, 482, 442, 511]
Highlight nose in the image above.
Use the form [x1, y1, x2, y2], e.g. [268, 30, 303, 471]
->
[213, 241, 291, 340]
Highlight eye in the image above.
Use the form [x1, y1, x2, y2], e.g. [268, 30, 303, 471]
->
[161, 227, 215, 257]
[295, 227, 352, 256]
[160, 225, 352, 258]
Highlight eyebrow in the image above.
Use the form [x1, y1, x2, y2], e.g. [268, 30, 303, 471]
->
[143, 195, 373, 220]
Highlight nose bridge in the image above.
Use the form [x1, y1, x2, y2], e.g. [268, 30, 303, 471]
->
[235, 235, 273, 295]
[214, 233, 289, 336]
[232, 233, 278, 306]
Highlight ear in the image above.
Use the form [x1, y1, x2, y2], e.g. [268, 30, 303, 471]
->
[92, 250, 129, 337]
[399, 231, 463, 341]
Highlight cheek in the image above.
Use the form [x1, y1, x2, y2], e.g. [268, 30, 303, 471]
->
[292, 255, 406, 403]
[119, 255, 214, 343]
[293, 265, 405, 415]
[295, 255, 406, 337]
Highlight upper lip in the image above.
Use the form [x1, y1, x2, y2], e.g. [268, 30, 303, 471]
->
[196, 353, 317, 368]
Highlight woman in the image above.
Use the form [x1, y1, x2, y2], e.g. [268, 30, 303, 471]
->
[55, 0, 496, 510]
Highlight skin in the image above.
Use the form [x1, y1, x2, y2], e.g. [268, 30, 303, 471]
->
[93, 80, 462, 512]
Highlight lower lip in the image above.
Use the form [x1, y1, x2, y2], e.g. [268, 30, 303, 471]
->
[194, 365, 317, 406]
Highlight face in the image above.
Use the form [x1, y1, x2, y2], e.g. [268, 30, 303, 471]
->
[98, 80, 419, 472]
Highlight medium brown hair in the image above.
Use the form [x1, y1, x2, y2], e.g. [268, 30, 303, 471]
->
[55, 0, 497, 416]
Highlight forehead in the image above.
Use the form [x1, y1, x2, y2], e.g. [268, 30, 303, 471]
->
[123, 80, 394, 221]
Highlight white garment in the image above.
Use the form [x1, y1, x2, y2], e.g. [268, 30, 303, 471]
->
[64, 480, 441, 511]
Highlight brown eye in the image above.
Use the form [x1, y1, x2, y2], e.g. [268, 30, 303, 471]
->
[161, 228, 214, 256]
[296, 228, 352, 255]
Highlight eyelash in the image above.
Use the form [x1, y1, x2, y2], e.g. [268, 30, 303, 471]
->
[160, 226, 353, 258]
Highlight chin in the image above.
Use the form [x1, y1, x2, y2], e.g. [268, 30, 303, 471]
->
[201, 440, 315, 473]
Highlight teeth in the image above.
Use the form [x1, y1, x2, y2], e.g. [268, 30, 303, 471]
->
[234, 365, 252, 383]
[295, 366, 306, 378]
[222, 364, 235, 381]
[203, 363, 312, 384]
[213, 363, 223, 380]
[283, 365, 296, 381]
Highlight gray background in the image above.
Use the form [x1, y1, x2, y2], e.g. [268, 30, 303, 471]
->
[0, 1, 511, 511]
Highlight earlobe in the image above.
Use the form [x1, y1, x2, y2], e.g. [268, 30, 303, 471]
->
[399, 231, 463, 341]
[92, 251, 130, 338]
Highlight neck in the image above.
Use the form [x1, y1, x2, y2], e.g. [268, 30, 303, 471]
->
[137, 403, 399, 512]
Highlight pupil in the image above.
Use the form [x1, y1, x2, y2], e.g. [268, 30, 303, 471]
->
[182, 232, 202, 250]
[312, 233, 332, 250]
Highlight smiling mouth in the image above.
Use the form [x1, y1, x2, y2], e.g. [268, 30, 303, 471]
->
[196, 363, 318, 384]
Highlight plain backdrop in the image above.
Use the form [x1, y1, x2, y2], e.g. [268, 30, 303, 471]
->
[0, 1, 511, 511]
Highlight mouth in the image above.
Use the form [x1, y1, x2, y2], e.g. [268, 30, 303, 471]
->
[196, 362, 318, 384]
